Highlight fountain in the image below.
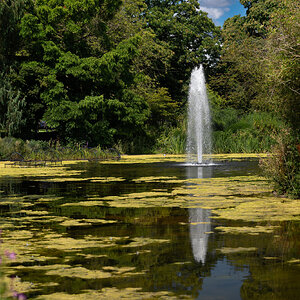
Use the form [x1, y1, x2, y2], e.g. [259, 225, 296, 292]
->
[186, 65, 212, 165]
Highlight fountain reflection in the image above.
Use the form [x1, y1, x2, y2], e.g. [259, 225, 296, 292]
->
[187, 166, 212, 264]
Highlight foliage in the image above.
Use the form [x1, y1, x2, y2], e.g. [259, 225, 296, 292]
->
[208, 87, 284, 154]
[0, 137, 47, 160]
[0, 0, 222, 151]
[252, 0, 300, 134]
[0, 73, 26, 137]
[208, 0, 299, 196]
[0, 0, 25, 67]
[13, 0, 153, 145]
[261, 130, 300, 198]
[0, 137, 120, 162]
[155, 118, 186, 154]
[144, 0, 221, 104]
[212, 110, 283, 154]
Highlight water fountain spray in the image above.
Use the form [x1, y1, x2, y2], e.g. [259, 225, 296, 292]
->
[186, 65, 212, 165]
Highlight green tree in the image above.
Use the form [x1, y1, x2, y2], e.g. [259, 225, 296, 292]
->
[144, 0, 221, 105]
[0, 72, 26, 136]
[209, 0, 283, 111]
[14, 0, 158, 147]
[255, 0, 300, 134]
[240, 0, 281, 37]
[210, 0, 299, 196]
[209, 17, 264, 110]
[257, 0, 300, 197]
[0, 0, 26, 68]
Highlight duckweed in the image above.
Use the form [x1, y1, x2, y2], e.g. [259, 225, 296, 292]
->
[0, 154, 299, 299]
[217, 247, 257, 254]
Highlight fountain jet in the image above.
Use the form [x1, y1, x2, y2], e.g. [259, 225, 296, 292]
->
[186, 65, 212, 165]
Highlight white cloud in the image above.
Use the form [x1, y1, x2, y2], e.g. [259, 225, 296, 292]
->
[200, 6, 230, 20]
[198, 0, 233, 20]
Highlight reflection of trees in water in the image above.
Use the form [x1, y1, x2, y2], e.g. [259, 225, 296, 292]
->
[0, 180, 23, 195]
[187, 166, 212, 264]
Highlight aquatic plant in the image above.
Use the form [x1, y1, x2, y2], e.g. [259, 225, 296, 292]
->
[0, 154, 299, 299]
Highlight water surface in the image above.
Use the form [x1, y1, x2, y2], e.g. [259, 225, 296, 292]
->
[0, 154, 299, 299]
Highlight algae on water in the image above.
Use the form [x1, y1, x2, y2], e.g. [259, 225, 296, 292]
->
[0, 154, 299, 299]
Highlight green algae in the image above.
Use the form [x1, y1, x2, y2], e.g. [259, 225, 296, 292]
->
[35, 288, 186, 300]
[55, 173, 300, 222]
[132, 176, 184, 184]
[175, 175, 300, 222]
[0, 161, 82, 179]
[36, 196, 64, 203]
[217, 247, 258, 254]
[90, 177, 126, 182]
[215, 225, 280, 235]
[1, 153, 299, 299]
[102, 154, 186, 164]
[59, 218, 117, 227]
[19, 210, 49, 215]
[45, 266, 113, 279]
[1, 276, 37, 297]
[61, 200, 105, 207]
[38, 236, 119, 251]
[212, 198, 300, 222]
[287, 259, 300, 265]
[120, 237, 169, 248]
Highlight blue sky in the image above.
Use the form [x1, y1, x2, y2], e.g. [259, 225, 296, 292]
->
[198, 0, 246, 26]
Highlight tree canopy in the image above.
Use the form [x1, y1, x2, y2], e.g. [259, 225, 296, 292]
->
[209, 0, 299, 196]
[0, 0, 221, 150]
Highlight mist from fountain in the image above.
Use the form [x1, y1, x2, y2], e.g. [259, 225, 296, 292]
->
[186, 65, 212, 165]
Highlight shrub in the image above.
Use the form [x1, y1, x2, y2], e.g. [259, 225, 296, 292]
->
[212, 110, 284, 153]
[260, 129, 300, 198]
[155, 121, 187, 154]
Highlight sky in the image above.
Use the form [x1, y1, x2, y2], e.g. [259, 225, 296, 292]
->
[198, 0, 246, 26]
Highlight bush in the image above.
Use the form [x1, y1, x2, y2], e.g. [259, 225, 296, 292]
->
[212, 110, 284, 153]
[260, 130, 300, 198]
[155, 121, 187, 154]
[0, 137, 51, 160]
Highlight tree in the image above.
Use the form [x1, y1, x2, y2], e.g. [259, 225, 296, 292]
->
[256, 0, 300, 134]
[208, 15, 264, 110]
[240, 0, 281, 37]
[14, 0, 158, 146]
[0, 0, 26, 68]
[0, 72, 26, 136]
[209, 0, 300, 196]
[144, 0, 221, 105]
[208, 0, 283, 111]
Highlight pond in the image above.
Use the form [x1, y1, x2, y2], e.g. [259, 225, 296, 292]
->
[0, 154, 299, 299]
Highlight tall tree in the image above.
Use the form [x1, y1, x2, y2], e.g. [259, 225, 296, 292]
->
[210, 0, 300, 196]
[0, 72, 26, 136]
[144, 0, 221, 105]
[0, 0, 25, 68]
[15, 0, 156, 146]
[209, 0, 283, 111]
[0, 0, 27, 137]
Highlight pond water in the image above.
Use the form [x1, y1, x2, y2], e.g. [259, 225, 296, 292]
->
[0, 154, 299, 299]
